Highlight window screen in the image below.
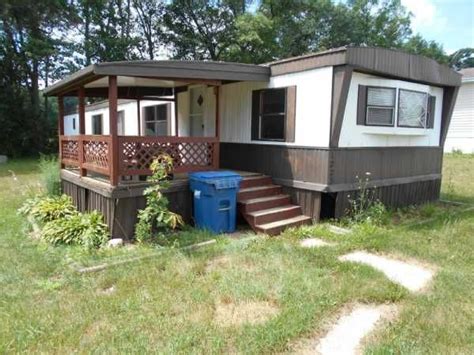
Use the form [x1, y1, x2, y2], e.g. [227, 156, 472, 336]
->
[144, 104, 169, 136]
[92, 114, 102, 135]
[398, 89, 428, 128]
[366, 87, 395, 126]
[258, 89, 286, 141]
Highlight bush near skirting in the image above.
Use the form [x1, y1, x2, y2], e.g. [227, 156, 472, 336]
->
[19, 195, 109, 250]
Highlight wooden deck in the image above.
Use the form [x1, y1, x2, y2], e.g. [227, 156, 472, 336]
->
[60, 135, 220, 185]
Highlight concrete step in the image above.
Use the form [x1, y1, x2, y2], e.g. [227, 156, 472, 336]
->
[238, 185, 282, 201]
[246, 205, 302, 225]
[255, 215, 312, 236]
[240, 175, 273, 189]
[238, 194, 291, 213]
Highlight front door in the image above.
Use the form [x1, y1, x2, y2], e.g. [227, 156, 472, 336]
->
[189, 87, 204, 137]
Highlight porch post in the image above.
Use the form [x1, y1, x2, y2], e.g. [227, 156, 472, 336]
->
[58, 96, 65, 169]
[213, 86, 220, 169]
[109, 75, 119, 185]
[78, 86, 86, 176]
[174, 89, 179, 136]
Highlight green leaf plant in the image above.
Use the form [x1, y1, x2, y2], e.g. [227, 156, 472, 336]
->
[135, 154, 184, 243]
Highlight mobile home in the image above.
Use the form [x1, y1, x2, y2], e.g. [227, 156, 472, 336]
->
[44, 46, 461, 238]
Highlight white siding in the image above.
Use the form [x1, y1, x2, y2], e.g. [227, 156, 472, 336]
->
[219, 66, 334, 147]
[63, 100, 175, 136]
[64, 113, 78, 135]
[445, 81, 474, 153]
[339, 72, 444, 147]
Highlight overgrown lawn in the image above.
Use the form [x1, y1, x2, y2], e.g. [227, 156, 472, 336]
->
[0, 155, 473, 353]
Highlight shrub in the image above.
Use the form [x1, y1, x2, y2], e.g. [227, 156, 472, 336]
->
[18, 194, 77, 224]
[39, 155, 61, 196]
[348, 172, 388, 225]
[41, 211, 109, 250]
[135, 154, 184, 243]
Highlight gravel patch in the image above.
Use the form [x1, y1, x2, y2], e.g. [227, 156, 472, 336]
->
[339, 251, 435, 292]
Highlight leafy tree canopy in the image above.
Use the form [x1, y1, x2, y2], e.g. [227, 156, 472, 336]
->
[0, 0, 472, 156]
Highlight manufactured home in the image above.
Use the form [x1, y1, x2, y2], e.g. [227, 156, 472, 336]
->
[444, 68, 474, 153]
[44, 46, 461, 238]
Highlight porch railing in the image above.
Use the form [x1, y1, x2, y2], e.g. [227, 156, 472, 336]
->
[59, 135, 219, 182]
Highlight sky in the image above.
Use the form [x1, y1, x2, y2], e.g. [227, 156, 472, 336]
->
[400, 0, 474, 53]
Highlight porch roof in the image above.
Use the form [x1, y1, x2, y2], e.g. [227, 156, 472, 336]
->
[43, 60, 271, 97]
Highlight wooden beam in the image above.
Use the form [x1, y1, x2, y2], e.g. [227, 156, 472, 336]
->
[58, 96, 65, 169]
[109, 76, 119, 186]
[174, 89, 179, 136]
[78, 87, 86, 176]
[69, 86, 174, 98]
[440, 86, 460, 147]
[214, 86, 220, 169]
[330, 65, 353, 148]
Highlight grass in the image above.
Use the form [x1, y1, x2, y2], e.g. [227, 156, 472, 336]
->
[0, 155, 473, 353]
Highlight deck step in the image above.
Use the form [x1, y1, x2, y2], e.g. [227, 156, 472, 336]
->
[238, 194, 291, 213]
[247, 205, 302, 225]
[238, 185, 282, 201]
[255, 215, 312, 236]
[240, 175, 273, 189]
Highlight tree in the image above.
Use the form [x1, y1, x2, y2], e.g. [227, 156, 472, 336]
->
[449, 48, 474, 70]
[161, 0, 245, 60]
[132, 0, 165, 60]
[76, 0, 140, 64]
[402, 34, 449, 64]
[0, 0, 76, 156]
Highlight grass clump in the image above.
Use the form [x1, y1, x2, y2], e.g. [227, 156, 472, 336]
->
[38, 155, 61, 196]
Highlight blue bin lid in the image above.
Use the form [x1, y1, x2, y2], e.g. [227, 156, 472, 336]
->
[189, 171, 242, 190]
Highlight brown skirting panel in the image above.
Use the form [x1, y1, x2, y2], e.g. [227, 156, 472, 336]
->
[329, 146, 443, 185]
[281, 186, 321, 221]
[220, 143, 443, 189]
[220, 142, 330, 185]
[61, 179, 192, 240]
[334, 178, 441, 218]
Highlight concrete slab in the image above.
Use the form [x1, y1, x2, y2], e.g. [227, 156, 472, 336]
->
[328, 225, 351, 235]
[299, 238, 334, 248]
[316, 304, 396, 355]
[339, 251, 435, 292]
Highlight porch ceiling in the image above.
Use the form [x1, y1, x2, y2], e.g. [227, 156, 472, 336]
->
[43, 60, 271, 97]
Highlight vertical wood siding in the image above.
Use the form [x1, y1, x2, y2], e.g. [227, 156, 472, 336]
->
[220, 143, 330, 185]
[281, 186, 321, 220]
[334, 178, 441, 217]
[62, 180, 192, 240]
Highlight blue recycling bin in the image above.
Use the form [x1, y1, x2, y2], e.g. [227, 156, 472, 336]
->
[189, 171, 242, 233]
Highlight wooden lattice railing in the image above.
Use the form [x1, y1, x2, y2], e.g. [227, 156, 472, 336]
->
[119, 136, 219, 175]
[60, 135, 111, 176]
[60, 135, 219, 182]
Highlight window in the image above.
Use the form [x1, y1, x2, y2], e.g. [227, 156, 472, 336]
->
[117, 110, 125, 135]
[366, 87, 396, 126]
[253, 88, 286, 141]
[144, 104, 169, 136]
[398, 89, 428, 128]
[92, 114, 103, 135]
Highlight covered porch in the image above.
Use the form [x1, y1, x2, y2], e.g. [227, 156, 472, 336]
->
[44, 61, 270, 186]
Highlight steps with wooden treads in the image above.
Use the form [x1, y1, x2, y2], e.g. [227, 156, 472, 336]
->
[238, 175, 311, 235]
